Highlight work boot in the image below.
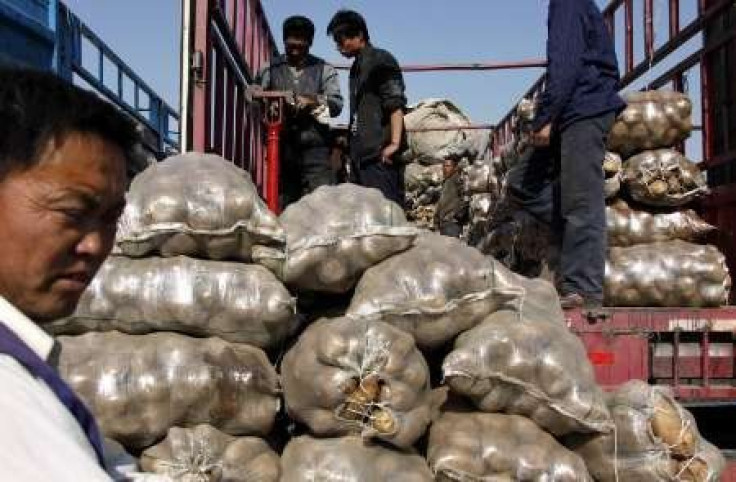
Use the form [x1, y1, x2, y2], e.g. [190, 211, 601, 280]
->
[559, 293, 609, 321]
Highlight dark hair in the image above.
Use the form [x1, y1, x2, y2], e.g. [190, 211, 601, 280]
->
[0, 68, 138, 178]
[283, 15, 315, 44]
[326, 10, 369, 42]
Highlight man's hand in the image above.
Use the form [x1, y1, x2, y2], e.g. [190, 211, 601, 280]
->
[531, 123, 552, 147]
[296, 95, 318, 111]
[381, 142, 400, 164]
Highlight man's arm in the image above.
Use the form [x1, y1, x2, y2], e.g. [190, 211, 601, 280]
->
[376, 51, 407, 163]
[320, 63, 343, 117]
[533, 0, 586, 136]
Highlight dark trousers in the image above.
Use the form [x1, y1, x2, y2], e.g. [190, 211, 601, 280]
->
[353, 158, 405, 207]
[506, 112, 615, 301]
[439, 221, 462, 238]
[280, 141, 334, 208]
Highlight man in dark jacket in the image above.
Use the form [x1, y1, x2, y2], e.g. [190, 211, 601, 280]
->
[257, 15, 343, 207]
[506, 0, 625, 313]
[327, 10, 407, 206]
[434, 157, 467, 237]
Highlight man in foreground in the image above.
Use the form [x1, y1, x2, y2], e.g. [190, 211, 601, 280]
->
[327, 9, 407, 206]
[506, 0, 625, 313]
[256, 15, 343, 207]
[0, 68, 136, 480]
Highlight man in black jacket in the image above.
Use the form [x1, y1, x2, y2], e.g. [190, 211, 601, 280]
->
[327, 10, 407, 206]
[506, 0, 625, 313]
[257, 15, 343, 207]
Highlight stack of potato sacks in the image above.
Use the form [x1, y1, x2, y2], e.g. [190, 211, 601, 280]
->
[604, 90, 732, 307]
[53, 153, 294, 480]
[54, 153, 725, 481]
[402, 99, 484, 230]
[462, 158, 501, 243]
[404, 162, 444, 229]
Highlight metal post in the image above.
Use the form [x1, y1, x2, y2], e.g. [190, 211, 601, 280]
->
[669, 0, 680, 39]
[264, 97, 283, 214]
[625, 0, 634, 75]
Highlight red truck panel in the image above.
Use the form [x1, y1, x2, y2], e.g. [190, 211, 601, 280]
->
[568, 307, 736, 401]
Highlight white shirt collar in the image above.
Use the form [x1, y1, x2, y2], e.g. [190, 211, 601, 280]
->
[0, 296, 55, 361]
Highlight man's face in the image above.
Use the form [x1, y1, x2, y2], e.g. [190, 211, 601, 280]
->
[284, 36, 310, 63]
[443, 160, 458, 179]
[0, 131, 127, 322]
[334, 34, 364, 58]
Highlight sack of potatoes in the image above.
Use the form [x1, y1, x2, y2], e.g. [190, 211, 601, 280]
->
[116, 152, 284, 261]
[347, 233, 525, 349]
[621, 149, 707, 207]
[606, 198, 715, 247]
[464, 159, 500, 196]
[253, 184, 419, 294]
[402, 98, 480, 164]
[604, 151, 623, 199]
[443, 309, 613, 436]
[58, 331, 280, 450]
[281, 317, 445, 449]
[429, 411, 593, 481]
[280, 435, 433, 482]
[139, 425, 280, 482]
[49, 256, 298, 349]
[608, 90, 693, 158]
[567, 380, 725, 482]
[605, 240, 731, 307]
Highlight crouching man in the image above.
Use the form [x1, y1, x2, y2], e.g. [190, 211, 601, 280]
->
[0, 68, 136, 480]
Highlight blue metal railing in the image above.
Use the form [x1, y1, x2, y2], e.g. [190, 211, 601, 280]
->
[56, 2, 179, 154]
[0, 0, 179, 156]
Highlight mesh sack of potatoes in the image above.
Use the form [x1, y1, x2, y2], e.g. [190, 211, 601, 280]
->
[568, 380, 725, 482]
[253, 184, 418, 293]
[116, 152, 284, 261]
[346, 233, 525, 349]
[429, 411, 593, 481]
[621, 149, 707, 207]
[405, 163, 444, 229]
[402, 98, 480, 164]
[443, 309, 613, 436]
[281, 435, 433, 482]
[464, 159, 500, 196]
[49, 256, 298, 349]
[604, 151, 623, 199]
[607, 198, 715, 247]
[58, 331, 280, 450]
[139, 425, 280, 482]
[605, 240, 731, 307]
[281, 317, 445, 449]
[608, 90, 693, 158]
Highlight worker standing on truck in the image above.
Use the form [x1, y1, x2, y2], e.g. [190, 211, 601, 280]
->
[256, 15, 343, 207]
[434, 157, 468, 237]
[327, 10, 408, 206]
[0, 68, 135, 480]
[505, 0, 625, 313]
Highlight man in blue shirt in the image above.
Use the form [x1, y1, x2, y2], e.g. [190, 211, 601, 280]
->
[506, 0, 625, 313]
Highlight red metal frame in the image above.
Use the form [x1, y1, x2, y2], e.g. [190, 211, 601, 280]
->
[184, 0, 277, 199]
[567, 308, 736, 400]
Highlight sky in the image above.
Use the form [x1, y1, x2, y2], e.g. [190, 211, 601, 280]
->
[62, 0, 704, 157]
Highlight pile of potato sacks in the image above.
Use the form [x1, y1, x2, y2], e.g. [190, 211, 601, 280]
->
[52, 152, 726, 481]
[603, 90, 731, 307]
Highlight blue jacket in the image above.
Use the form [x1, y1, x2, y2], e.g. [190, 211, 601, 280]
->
[533, 0, 626, 131]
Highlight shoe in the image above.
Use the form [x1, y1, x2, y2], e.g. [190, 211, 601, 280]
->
[559, 293, 609, 320]
[559, 293, 584, 310]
